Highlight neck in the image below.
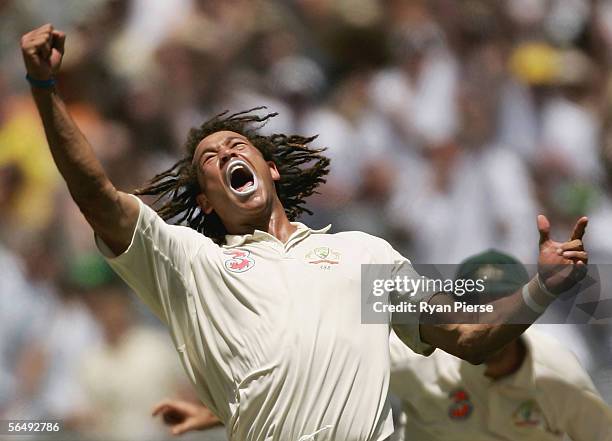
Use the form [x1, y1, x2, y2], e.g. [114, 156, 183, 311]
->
[232, 197, 297, 243]
[263, 199, 297, 243]
[483, 339, 526, 380]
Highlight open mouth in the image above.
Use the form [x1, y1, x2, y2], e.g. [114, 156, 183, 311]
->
[225, 159, 258, 196]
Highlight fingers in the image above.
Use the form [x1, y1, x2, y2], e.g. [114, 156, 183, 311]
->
[540, 215, 588, 248]
[558, 239, 584, 252]
[36, 39, 52, 59]
[561, 250, 588, 261]
[153, 401, 220, 435]
[172, 413, 220, 436]
[537, 215, 551, 245]
[21, 23, 59, 78]
[172, 420, 200, 436]
[52, 30, 66, 54]
[152, 399, 195, 417]
[152, 399, 182, 417]
[22, 35, 50, 53]
[21, 24, 62, 58]
[557, 241, 588, 268]
[570, 216, 588, 241]
[556, 240, 587, 264]
[21, 24, 54, 47]
[152, 400, 171, 417]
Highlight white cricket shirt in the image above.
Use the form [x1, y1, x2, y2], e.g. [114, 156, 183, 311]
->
[96, 196, 432, 441]
[389, 329, 612, 441]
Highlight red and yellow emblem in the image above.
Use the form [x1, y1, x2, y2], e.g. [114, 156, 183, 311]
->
[448, 389, 473, 420]
[224, 249, 255, 273]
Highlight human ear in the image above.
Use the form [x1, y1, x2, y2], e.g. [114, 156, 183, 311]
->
[268, 161, 280, 181]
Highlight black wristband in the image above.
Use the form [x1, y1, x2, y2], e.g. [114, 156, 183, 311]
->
[25, 74, 56, 88]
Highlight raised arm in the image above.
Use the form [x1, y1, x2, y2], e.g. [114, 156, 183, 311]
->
[21, 24, 138, 255]
[409, 216, 589, 364]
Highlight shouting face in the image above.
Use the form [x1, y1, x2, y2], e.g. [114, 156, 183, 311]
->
[192, 130, 281, 233]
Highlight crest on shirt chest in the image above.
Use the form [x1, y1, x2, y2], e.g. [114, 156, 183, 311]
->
[448, 388, 473, 420]
[512, 400, 543, 427]
[304, 246, 341, 268]
[223, 249, 255, 273]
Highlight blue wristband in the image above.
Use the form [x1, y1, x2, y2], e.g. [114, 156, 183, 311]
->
[25, 74, 56, 88]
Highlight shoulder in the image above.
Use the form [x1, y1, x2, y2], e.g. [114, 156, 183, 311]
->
[322, 230, 415, 271]
[526, 330, 595, 391]
[167, 223, 216, 246]
[331, 230, 392, 246]
[137, 197, 219, 256]
[330, 230, 403, 255]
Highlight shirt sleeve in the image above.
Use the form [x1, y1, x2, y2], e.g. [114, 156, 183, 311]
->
[381, 239, 436, 356]
[535, 339, 612, 441]
[565, 389, 612, 441]
[550, 377, 612, 441]
[389, 330, 424, 373]
[388, 331, 438, 404]
[95, 195, 215, 324]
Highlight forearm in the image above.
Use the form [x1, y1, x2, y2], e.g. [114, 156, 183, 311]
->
[420, 277, 549, 363]
[31, 87, 116, 214]
[31, 86, 138, 254]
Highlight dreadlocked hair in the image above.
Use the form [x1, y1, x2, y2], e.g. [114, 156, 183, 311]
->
[134, 107, 330, 243]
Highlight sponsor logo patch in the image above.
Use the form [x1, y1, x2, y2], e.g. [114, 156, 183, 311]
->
[448, 389, 473, 420]
[304, 247, 341, 265]
[513, 400, 542, 427]
[224, 249, 255, 273]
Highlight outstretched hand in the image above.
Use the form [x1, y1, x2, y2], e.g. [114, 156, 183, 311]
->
[537, 215, 588, 294]
[152, 399, 221, 436]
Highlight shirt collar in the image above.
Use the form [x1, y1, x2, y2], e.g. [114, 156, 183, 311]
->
[223, 222, 331, 248]
[458, 335, 535, 390]
[507, 334, 536, 390]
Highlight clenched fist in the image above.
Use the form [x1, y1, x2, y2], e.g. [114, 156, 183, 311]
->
[21, 24, 65, 81]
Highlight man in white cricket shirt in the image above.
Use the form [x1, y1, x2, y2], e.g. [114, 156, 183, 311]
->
[22, 24, 590, 441]
[389, 251, 612, 441]
[390, 330, 612, 441]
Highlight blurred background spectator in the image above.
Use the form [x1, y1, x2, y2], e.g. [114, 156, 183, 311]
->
[2, 0, 612, 439]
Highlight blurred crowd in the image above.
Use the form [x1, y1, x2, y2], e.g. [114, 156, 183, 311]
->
[2, 0, 612, 439]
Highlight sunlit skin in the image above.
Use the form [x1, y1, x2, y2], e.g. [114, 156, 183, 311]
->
[192, 130, 297, 242]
